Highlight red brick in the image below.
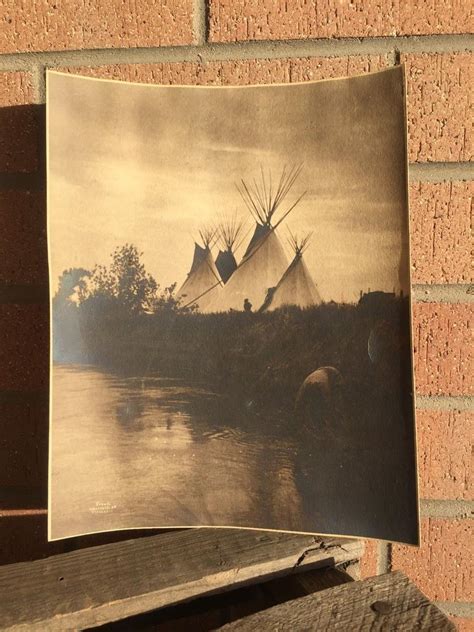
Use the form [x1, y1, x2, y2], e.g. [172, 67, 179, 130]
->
[0, 72, 34, 107]
[392, 518, 473, 602]
[0, 1, 194, 54]
[399, 2, 474, 35]
[0, 190, 47, 285]
[61, 54, 388, 85]
[215, 55, 388, 84]
[360, 539, 378, 578]
[208, 0, 474, 42]
[0, 72, 40, 173]
[451, 616, 474, 632]
[0, 304, 49, 391]
[403, 53, 473, 163]
[410, 181, 473, 285]
[0, 105, 41, 173]
[416, 409, 473, 500]
[0, 398, 48, 489]
[412, 303, 473, 397]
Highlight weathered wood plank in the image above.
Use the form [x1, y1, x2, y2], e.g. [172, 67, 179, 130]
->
[0, 529, 361, 631]
[293, 566, 354, 594]
[93, 566, 359, 630]
[218, 571, 455, 631]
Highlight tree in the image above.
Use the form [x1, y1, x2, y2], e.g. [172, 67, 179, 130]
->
[53, 267, 90, 306]
[52, 268, 91, 363]
[153, 282, 197, 313]
[86, 244, 158, 314]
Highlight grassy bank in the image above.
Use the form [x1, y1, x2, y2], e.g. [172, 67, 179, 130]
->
[54, 295, 412, 412]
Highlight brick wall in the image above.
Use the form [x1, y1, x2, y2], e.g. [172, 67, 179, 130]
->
[0, 2, 472, 627]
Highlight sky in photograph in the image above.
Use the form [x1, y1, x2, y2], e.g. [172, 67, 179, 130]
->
[48, 68, 409, 302]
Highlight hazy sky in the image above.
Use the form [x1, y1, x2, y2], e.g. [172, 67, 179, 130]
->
[48, 68, 409, 302]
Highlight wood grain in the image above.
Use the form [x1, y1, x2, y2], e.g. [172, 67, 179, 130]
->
[0, 528, 361, 631]
[218, 571, 455, 631]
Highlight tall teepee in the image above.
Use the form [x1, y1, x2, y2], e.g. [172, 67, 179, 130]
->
[210, 165, 306, 312]
[261, 231, 321, 311]
[176, 227, 222, 312]
[215, 214, 246, 284]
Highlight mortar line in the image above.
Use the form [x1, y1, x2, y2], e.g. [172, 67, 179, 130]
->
[34, 63, 46, 104]
[0, 384, 471, 411]
[420, 499, 473, 519]
[0, 508, 47, 517]
[193, 0, 208, 47]
[436, 602, 474, 618]
[0, 163, 471, 191]
[409, 162, 474, 182]
[0, 33, 472, 71]
[30, 62, 46, 104]
[0, 281, 472, 298]
[377, 541, 391, 574]
[415, 395, 473, 411]
[0, 496, 472, 519]
[413, 285, 474, 304]
[1, 282, 473, 306]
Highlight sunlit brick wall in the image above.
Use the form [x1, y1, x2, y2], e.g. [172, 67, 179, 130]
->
[0, 2, 472, 627]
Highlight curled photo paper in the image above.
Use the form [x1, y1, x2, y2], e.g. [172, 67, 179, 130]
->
[47, 67, 419, 544]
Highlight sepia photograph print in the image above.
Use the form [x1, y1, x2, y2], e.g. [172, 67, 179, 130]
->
[47, 67, 419, 544]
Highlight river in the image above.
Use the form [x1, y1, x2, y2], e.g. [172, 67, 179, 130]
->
[50, 364, 311, 539]
[50, 364, 417, 543]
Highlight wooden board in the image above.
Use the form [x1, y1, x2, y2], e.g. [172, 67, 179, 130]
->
[218, 571, 455, 631]
[0, 528, 361, 631]
[94, 566, 358, 631]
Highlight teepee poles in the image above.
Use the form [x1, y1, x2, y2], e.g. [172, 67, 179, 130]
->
[198, 226, 219, 250]
[286, 229, 313, 257]
[216, 214, 246, 253]
[236, 164, 306, 228]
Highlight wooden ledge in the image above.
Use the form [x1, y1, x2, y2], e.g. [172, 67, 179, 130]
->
[219, 571, 455, 631]
[0, 529, 361, 630]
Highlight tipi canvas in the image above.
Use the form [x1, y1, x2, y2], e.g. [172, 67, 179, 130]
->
[211, 165, 305, 312]
[212, 227, 289, 311]
[215, 215, 245, 284]
[177, 228, 222, 312]
[263, 233, 321, 311]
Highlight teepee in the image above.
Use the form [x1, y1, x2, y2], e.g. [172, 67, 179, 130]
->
[261, 231, 321, 311]
[215, 215, 246, 283]
[210, 165, 306, 312]
[176, 227, 222, 312]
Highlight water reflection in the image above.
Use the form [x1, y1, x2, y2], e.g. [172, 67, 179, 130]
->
[50, 365, 305, 539]
[50, 364, 417, 543]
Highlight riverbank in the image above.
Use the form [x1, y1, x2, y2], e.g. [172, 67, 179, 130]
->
[53, 295, 412, 412]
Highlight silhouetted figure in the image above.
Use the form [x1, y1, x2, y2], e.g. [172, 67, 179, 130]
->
[243, 298, 252, 312]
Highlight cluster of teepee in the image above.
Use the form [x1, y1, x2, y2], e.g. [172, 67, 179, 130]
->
[176, 165, 321, 313]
